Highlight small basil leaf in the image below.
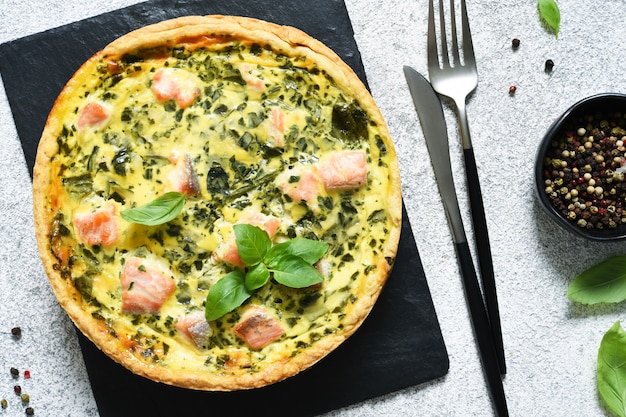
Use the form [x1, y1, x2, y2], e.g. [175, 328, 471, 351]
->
[205, 271, 251, 321]
[271, 255, 324, 288]
[120, 192, 185, 226]
[266, 238, 329, 267]
[245, 262, 270, 291]
[233, 224, 271, 266]
[598, 321, 626, 417]
[567, 255, 626, 304]
[538, 0, 560, 39]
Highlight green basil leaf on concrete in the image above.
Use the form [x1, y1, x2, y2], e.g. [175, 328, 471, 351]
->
[245, 262, 270, 291]
[567, 255, 626, 304]
[120, 191, 185, 226]
[205, 271, 251, 321]
[598, 321, 626, 417]
[538, 0, 560, 38]
[271, 255, 324, 288]
[233, 224, 271, 266]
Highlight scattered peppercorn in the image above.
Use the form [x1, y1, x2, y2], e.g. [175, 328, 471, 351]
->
[545, 59, 554, 72]
[512, 38, 520, 49]
[543, 111, 626, 230]
[14, 385, 21, 395]
[21, 393, 30, 404]
[1, 398, 7, 409]
[509, 85, 517, 95]
[25, 406, 34, 415]
[24, 370, 31, 379]
[10, 367, 19, 378]
[11, 327, 22, 338]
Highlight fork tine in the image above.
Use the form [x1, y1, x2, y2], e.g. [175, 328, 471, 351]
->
[448, 0, 461, 67]
[437, 0, 450, 68]
[460, 0, 476, 67]
[427, 0, 439, 69]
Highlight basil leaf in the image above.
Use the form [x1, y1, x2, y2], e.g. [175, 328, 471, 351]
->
[271, 255, 324, 288]
[598, 321, 626, 417]
[120, 192, 185, 226]
[205, 271, 251, 321]
[245, 262, 270, 291]
[538, 0, 560, 39]
[233, 224, 271, 266]
[567, 256, 626, 304]
[266, 238, 329, 266]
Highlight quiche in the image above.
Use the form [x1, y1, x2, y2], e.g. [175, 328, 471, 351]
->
[32, 15, 402, 391]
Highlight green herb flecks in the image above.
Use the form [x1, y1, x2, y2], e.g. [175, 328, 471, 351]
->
[598, 321, 626, 417]
[567, 255, 626, 304]
[538, 0, 560, 39]
[120, 192, 186, 226]
[205, 224, 328, 321]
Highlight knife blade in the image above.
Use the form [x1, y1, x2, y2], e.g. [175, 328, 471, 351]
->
[403, 65, 509, 417]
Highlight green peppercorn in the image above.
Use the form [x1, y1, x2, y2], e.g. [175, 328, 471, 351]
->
[1, 399, 7, 409]
[21, 393, 30, 404]
[10, 367, 19, 377]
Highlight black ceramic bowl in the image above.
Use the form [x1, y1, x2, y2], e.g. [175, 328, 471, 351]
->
[535, 93, 626, 241]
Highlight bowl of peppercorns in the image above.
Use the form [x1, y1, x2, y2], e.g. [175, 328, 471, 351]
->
[535, 93, 626, 241]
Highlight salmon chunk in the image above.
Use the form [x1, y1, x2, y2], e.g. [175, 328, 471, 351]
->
[167, 151, 200, 196]
[232, 305, 284, 349]
[267, 107, 285, 147]
[176, 311, 211, 349]
[239, 62, 265, 90]
[121, 256, 176, 314]
[318, 150, 368, 191]
[151, 68, 200, 108]
[77, 102, 110, 130]
[73, 202, 119, 246]
[276, 166, 323, 204]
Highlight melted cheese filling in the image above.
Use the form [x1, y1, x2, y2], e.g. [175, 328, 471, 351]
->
[46, 40, 395, 372]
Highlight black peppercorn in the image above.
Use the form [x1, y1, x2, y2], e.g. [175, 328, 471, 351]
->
[10, 367, 19, 378]
[512, 38, 520, 49]
[545, 59, 554, 72]
[25, 406, 34, 415]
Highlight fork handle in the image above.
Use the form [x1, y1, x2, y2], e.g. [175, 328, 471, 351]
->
[464, 146, 506, 375]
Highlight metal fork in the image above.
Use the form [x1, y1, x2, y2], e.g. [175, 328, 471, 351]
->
[427, 0, 506, 374]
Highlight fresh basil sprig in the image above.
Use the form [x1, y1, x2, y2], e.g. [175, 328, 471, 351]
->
[538, 0, 560, 39]
[120, 191, 185, 226]
[205, 224, 329, 321]
[205, 271, 252, 322]
[567, 255, 626, 304]
[598, 321, 626, 417]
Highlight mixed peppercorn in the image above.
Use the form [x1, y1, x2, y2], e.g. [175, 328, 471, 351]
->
[542, 112, 626, 230]
[2, 327, 35, 415]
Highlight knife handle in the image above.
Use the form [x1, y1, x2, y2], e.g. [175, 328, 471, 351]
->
[455, 241, 509, 417]
[463, 147, 506, 375]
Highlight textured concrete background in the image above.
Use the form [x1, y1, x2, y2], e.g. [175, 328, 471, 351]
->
[1, 1, 626, 416]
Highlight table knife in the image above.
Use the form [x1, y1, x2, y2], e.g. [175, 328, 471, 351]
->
[403, 65, 508, 417]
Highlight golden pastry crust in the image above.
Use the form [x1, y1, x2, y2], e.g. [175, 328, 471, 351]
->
[33, 15, 401, 391]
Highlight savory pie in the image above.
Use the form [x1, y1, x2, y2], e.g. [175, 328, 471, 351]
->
[32, 15, 402, 390]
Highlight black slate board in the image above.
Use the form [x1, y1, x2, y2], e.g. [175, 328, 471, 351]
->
[0, 1, 449, 415]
